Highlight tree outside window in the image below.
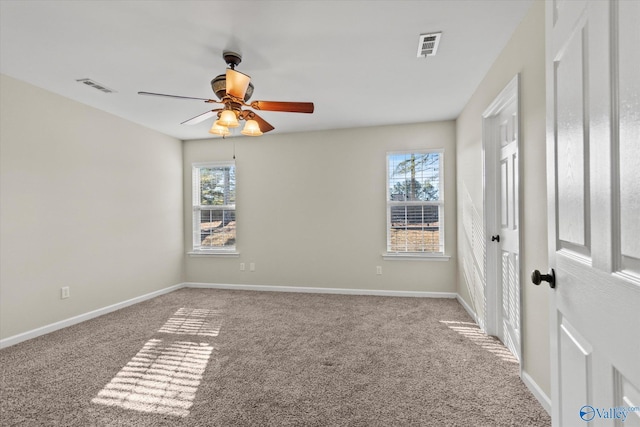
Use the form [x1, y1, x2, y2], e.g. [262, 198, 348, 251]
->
[192, 163, 236, 252]
[387, 151, 444, 254]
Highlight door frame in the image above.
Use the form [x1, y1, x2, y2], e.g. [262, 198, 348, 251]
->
[482, 74, 522, 363]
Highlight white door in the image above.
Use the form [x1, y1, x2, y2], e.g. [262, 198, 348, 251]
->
[497, 93, 520, 361]
[484, 76, 521, 361]
[545, 1, 640, 426]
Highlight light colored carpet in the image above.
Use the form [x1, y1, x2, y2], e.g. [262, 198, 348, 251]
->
[0, 288, 550, 426]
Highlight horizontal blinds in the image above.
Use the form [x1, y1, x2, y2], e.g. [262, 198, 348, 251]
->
[387, 151, 444, 253]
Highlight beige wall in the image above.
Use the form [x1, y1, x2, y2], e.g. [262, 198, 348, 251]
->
[1, 4, 550, 400]
[0, 74, 184, 339]
[455, 1, 550, 395]
[184, 122, 457, 293]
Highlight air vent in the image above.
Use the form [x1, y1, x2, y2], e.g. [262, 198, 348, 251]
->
[417, 32, 442, 58]
[76, 78, 116, 94]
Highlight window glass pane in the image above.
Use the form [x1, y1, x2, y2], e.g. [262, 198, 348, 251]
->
[387, 150, 443, 254]
[388, 152, 440, 201]
[389, 205, 440, 252]
[199, 209, 236, 248]
[199, 166, 235, 206]
[193, 163, 236, 251]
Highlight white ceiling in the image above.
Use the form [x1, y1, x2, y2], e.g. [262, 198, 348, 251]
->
[0, 0, 533, 141]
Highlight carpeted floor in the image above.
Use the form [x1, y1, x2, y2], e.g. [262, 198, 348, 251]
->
[0, 288, 550, 426]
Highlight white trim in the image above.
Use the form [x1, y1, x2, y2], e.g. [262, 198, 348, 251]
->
[0, 283, 183, 349]
[1, 283, 462, 349]
[482, 108, 498, 337]
[192, 162, 236, 253]
[521, 370, 552, 416]
[456, 294, 479, 325]
[187, 251, 240, 257]
[185, 282, 457, 299]
[383, 253, 450, 261]
[483, 75, 519, 116]
[1, 282, 551, 418]
[192, 160, 235, 168]
[0, 279, 550, 419]
[482, 74, 522, 361]
[386, 150, 445, 254]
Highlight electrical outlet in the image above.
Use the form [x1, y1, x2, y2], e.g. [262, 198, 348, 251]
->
[249, 262, 255, 272]
[376, 266, 382, 275]
[61, 286, 70, 299]
[240, 263, 245, 271]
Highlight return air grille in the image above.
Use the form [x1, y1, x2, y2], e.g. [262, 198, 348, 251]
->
[417, 32, 442, 58]
[76, 78, 116, 93]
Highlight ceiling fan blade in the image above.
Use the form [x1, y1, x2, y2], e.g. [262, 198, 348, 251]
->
[250, 101, 314, 114]
[138, 91, 220, 103]
[226, 69, 251, 99]
[246, 111, 275, 133]
[180, 110, 219, 125]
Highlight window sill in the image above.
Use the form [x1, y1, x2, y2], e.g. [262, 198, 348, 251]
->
[383, 253, 450, 261]
[187, 251, 240, 258]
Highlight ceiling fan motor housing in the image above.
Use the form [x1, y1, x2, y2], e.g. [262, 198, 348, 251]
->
[223, 51, 242, 68]
[211, 51, 254, 101]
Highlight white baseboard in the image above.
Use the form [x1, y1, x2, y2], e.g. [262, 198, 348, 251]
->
[184, 282, 457, 299]
[0, 280, 553, 417]
[0, 282, 458, 349]
[521, 370, 552, 415]
[0, 283, 183, 349]
[455, 294, 478, 324]
[1, 280, 553, 417]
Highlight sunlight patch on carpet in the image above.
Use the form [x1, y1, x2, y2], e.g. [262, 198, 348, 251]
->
[91, 339, 214, 417]
[439, 320, 518, 363]
[158, 308, 222, 337]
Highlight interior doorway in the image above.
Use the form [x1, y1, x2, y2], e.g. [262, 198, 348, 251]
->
[482, 75, 521, 362]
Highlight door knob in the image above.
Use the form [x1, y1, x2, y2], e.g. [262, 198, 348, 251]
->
[531, 269, 556, 289]
[491, 235, 500, 242]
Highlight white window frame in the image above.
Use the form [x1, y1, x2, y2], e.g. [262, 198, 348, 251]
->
[190, 161, 238, 256]
[385, 150, 447, 260]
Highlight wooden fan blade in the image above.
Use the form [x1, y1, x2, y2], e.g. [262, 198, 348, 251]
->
[138, 91, 219, 103]
[180, 110, 219, 125]
[226, 69, 251, 99]
[249, 112, 275, 133]
[250, 100, 314, 113]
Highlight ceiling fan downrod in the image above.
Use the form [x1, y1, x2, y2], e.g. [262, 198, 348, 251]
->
[223, 51, 242, 70]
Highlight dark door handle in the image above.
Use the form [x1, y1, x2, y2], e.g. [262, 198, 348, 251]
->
[531, 269, 556, 289]
[491, 235, 500, 242]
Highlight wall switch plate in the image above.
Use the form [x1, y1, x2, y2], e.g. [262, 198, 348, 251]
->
[249, 262, 255, 272]
[61, 286, 70, 299]
[376, 266, 382, 275]
[240, 263, 245, 271]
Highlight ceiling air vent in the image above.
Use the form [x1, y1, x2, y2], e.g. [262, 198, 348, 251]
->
[76, 78, 116, 94]
[416, 32, 442, 58]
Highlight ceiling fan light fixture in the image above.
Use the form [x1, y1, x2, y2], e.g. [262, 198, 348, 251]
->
[139, 51, 314, 136]
[241, 119, 263, 136]
[216, 109, 240, 128]
[211, 75, 255, 101]
[209, 122, 230, 136]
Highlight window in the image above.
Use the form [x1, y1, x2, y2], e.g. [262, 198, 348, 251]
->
[192, 162, 236, 253]
[387, 151, 444, 254]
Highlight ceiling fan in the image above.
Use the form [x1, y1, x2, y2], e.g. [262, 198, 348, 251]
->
[138, 51, 314, 136]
